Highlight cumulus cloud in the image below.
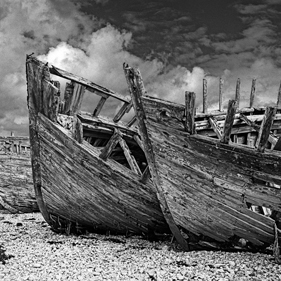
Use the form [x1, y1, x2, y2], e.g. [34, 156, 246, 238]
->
[0, 0, 100, 136]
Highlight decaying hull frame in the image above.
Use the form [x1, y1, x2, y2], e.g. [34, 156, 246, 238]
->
[26, 56, 169, 235]
[0, 136, 38, 213]
[125, 65, 281, 254]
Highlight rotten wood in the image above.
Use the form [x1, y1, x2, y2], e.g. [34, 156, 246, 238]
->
[221, 100, 237, 144]
[235, 78, 240, 109]
[219, 77, 223, 111]
[185, 91, 196, 134]
[203, 78, 207, 113]
[124, 64, 190, 251]
[256, 107, 276, 152]
[93, 96, 108, 117]
[99, 130, 120, 160]
[209, 117, 223, 140]
[113, 101, 132, 123]
[72, 117, 83, 144]
[249, 79, 256, 108]
[140, 166, 151, 184]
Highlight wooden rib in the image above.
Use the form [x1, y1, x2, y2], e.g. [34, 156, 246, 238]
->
[99, 130, 120, 160]
[118, 134, 142, 176]
[185, 91, 196, 134]
[72, 117, 83, 144]
[49, 64, 129, 103]
[127, 115, 137, 127]
[235, 78, 240, 109]
[277, 81, 281, 108]
[239, 114, 278, 146]
[256, 107, 276, 152]
[62, 82, 85, 116]
[219, 77, 223, 111]
[93, 96, 108, 117]
[249, 79, 256, 108]
[124, 64, 190, 251]
[221, 100, 237, 144]
[140, 166, 150, 184]
[203, 78, 207, 113]
[133, 135, 144, 151]
[209, 117, 223, 140]
[113, 101, 132, 123]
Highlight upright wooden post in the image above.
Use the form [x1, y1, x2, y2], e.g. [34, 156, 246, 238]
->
[219, 77, 223, 111]
[124, 64, 190, 251]
[235, 78, 240, 109]
[256, 107, 276, 152]
[277, 81, 281, 108]
[249, 79, 256, 108]
[221, 100, 237, 144]
[203, 78, 207, 113]
[185, 91, 196, 134]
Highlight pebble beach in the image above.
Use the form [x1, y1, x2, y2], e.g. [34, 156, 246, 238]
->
[0, 213, 280, 281]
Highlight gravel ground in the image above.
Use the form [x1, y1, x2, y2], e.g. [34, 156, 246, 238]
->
[0, 213, 280, 281]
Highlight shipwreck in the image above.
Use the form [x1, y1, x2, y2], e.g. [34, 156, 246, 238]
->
[26, 55, 280, 257]
[0, 135, 38, 213]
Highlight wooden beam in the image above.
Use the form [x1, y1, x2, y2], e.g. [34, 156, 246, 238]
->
[49, 64, 129, 103]
[256, 107, 276, 152]
[235, 78, 240, 109]
[93, 96, 108, 117]
[72, 117, 83, 144]
[219, 77, 223, 111]
[203, 78, 207, 113]
[249, 79, 256, 108]
[113, 101, 132, 123]
[62, 82, 85, 116]
[277, 81, 281, 108]
[221, 100, 237, 144]
[140, 166, 150, 184]
[99, 130, 120, 160]
[124, 64, 190, 251]
[185, 91, 196, 134]
[127, 115, 137, 127]
[239, 114, 278, 147]
[209, 117, 223, 140]
[118, 134, 142, 176]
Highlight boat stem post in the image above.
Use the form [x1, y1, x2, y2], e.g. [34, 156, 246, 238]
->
[185, 91, 196, 134]
[124, 64, 190, 251]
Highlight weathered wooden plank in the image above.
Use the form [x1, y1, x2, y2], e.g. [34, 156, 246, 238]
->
[49, 64, 130, 103]
[140, 166, 150, 184]
[72, 116, 83, 144]
[99, 130, 120, 160]
[113, 101, 132, 123]
[118, 133, 142, 176]
[249, 79, 256, 108]
[185, 91, 196, 134]
[219, 77, 223, 111]
[239, 113, 278, 147]
[235, 78, 240, 109]
[124, 64, 190, 251]
[221, 100, 237, 144]
[256, 107, 276, 152]
[93, 96, 108, 117]
[203, 78, 207, 113]
[127, 115, 137, 127]
[209, 117, 223, 140]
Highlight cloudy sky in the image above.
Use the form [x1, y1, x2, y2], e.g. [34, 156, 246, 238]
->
[0, 0, 281, 136]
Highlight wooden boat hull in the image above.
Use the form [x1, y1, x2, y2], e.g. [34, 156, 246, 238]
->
[0, 137, 38, 213]
[127, 67, 281, 250]
[26, 56, 169, 235]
